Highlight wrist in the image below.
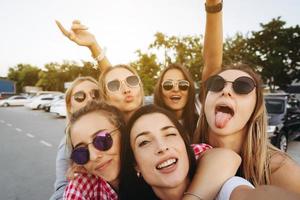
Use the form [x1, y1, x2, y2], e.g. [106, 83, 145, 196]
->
[89, 43, 102, 57]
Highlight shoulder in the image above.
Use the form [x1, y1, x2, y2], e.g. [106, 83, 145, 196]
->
[191, 143, 212, 160]
[269, 151, 300, 193]
[64, 173, 101, 199]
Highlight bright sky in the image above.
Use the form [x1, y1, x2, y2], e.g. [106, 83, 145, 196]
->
[1, 0, 299, 77]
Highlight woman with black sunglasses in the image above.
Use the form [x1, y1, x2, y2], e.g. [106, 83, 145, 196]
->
[193, 64, 300, 194]
[50, 76, 101, 200]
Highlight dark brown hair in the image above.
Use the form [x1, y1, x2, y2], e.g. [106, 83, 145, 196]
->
[154, 63, 197, 140]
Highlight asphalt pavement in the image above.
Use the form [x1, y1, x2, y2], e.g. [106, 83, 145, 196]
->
[0, 106, 299, 200]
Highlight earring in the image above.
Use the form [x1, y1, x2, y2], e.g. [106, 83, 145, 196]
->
[137, 171, 141, 178]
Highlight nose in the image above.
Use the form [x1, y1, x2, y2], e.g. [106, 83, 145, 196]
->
[89, 145, 103, 161]
[221, 82, 233, 97]
[121, 81, 131, 94]
[172, 82, 179, 92]
[155, 141, 169, 155]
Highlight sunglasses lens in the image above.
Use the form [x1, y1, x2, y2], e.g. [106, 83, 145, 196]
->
[233, 77, 255, 94]
[93, 132, 113, 151]
[206, 75, 225, 92]
[71, 147, 89, 165]
[73, 91, 86, 102]
[162, 81, 173, 91]
[91, 89, 100, 99]
[107, 80, 120, 92]
[178, 81, 190, 91]
[126, 76, 139, 87]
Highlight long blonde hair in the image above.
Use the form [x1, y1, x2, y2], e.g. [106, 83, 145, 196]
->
[65, 76, 99, 120]
[193, 64, 278, 186]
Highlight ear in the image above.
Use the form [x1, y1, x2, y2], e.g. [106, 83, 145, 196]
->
[134, 164, 140, 173]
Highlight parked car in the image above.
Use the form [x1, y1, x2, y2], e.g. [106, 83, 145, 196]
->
[50, 99, 66, 117]
[0, 95, 29, 107]
[265, 93, 300, 151]
[43, 94, 64, 112]
[25, 95, 55, 110]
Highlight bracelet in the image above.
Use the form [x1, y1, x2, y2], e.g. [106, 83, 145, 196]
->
[183, 192, 204, 200]
[205, 0, 223, 13]
[93, 47, 106, 62]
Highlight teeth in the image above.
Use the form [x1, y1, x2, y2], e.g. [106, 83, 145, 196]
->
[157, 159, 176, 169]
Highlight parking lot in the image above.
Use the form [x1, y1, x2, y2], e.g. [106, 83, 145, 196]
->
[0, 106, 300, 200]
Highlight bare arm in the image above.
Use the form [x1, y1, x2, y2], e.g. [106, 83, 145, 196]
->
[183, 148, 241, 200]
[202, 0, 223, 82]
[55, 20, 111, 72]
[230, 185, 300, 200]
[269, 153, 300, 194]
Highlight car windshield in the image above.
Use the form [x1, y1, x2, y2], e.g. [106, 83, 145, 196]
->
[265, 99, 285, 114]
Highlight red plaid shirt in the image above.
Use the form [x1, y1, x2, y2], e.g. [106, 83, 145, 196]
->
[63, 173, 118, 200]
[63, 143, 211, 200]
[192, 143, 212, 160]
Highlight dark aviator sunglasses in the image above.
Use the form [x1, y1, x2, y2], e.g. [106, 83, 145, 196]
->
[162, 80, 190, 91]
[73, 89, 100, 103]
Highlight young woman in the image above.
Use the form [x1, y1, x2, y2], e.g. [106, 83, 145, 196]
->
[119, 104, 300, 200]
[193, 64, 300, 194]
[154, 63, 198, 139]
[64, 101, 126, 199]
[50, 76, 101, 200]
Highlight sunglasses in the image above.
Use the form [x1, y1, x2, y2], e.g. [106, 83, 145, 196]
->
[71, 128, 119, 165]
[106, 75, 140, 92]
[205, 75, 256, 94]
[73, 89, 100, 103]
[162, 80, 190, 91]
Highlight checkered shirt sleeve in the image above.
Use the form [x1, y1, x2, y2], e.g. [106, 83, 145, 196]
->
[63, 173, 118, 200]
[191, 143, 212, 160]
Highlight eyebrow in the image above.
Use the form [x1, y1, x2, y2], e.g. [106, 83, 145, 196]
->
[73, 129, 106, 149]
[134, 125, 176, 141]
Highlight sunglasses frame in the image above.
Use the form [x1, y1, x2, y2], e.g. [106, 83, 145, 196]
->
[161, 79, 190, 91]
[205, 75, 256, 95]
[70, 128, 119, 165]
[106, 75, 140, 93]
[73, 89, 100, 103]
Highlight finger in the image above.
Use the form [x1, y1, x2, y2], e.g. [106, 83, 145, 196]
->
[72, 19, 81, 24]
[69, 31, 76, 41]
[71, 23, 88, 31]
[55, 20, 70, 37]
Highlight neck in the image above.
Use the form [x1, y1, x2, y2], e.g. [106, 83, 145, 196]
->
[208, 127, 246, 154]
[175, 109, 183, 121]
[109, 178, 119, 192]
[152, 178, 189, 200]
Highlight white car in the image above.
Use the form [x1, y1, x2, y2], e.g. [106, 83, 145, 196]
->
[50, 99, 66, 117]
[0, 95, 29, 107]
[25, 95, 55, 110]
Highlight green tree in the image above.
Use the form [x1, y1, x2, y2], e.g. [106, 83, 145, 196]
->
[7, 64, 41, 93]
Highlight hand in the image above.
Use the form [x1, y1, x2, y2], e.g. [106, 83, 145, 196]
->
[55, 20, 98, 48]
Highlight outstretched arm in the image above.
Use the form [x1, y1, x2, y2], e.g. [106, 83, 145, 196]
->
[183, 148, 241, 200]
[55, 20, 111, 72]
[202, 0, 223, 82]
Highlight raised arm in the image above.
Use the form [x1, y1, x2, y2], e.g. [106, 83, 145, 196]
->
[202, 0, 223, 82]
[55, 20, 111, 72]
[183, 148, 241, 200]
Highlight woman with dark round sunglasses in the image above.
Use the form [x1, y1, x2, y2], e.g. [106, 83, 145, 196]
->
[193, 64, 300, 194]
[50, 76, 101, 200]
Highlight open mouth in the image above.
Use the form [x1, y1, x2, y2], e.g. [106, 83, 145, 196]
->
[215, 105, 235, 128]
[156, 158, 178, 170]
[170, 95, 181, 102]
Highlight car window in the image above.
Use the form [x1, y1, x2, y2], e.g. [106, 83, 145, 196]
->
[265, 99, 285, 114]
[15, 97, 26, 100]
[41, 97, 54, 100]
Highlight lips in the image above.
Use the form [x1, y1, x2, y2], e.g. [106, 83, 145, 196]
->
[169, 95, 181, 103]
[95, 159, 112, 172]
[214, 103, 235, 129]
[155, 157, 178, 174]
[125, 95, 134, 102]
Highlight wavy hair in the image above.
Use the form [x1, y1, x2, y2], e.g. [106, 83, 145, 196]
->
[193, 64, 279, 186]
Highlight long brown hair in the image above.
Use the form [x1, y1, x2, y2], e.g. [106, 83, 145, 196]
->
[193, 64, 278, 186]
[154, 63, 196, 140]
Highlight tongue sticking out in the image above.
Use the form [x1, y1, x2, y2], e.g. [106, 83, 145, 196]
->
[215, 111, 232, 128]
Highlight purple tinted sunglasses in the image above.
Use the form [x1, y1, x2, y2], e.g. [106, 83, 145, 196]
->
[71, 128, 119, 165]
